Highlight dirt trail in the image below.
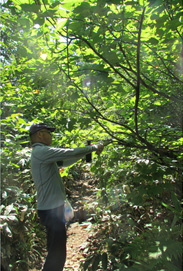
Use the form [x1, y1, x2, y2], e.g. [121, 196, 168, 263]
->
[64, 222, 91, 270]
[64, 167, 97, 270]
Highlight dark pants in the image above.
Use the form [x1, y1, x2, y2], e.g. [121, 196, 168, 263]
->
[38, 205, 66, 271]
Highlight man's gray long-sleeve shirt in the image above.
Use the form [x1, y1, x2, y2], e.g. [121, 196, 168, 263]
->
[31, 143, 97, 210]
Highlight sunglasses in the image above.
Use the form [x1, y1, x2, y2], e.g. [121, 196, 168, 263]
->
[40, 130, 52, 135]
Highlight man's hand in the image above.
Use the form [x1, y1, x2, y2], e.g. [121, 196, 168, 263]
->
[96, 144, 104, 155]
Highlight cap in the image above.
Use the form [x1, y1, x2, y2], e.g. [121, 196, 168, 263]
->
[29, 123, 56, 136]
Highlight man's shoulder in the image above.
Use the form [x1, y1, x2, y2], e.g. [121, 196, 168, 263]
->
[32, 144, 49, 156]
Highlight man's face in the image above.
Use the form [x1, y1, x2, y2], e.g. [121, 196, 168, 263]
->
[38, 129, 53, 146]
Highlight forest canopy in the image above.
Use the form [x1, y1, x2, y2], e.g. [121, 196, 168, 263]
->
[1, 0, 183, 270]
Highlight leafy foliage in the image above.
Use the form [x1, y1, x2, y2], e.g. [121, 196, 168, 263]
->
[1, 120, 46, 270]
[1, 0, 182, 270]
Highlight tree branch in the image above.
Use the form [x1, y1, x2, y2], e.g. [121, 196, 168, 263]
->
[74, 35, 137, 89]
[135, 7, 146, 136]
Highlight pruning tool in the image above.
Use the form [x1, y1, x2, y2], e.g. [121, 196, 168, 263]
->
[86, 139, 114, 162]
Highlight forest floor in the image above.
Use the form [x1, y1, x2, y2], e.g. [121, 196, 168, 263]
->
[64, 221, 92, 270]
[30, 165, 98, 271]
[64, 166, 98, 271]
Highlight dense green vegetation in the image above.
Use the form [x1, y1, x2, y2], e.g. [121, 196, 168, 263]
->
[1, 0, 182, 270]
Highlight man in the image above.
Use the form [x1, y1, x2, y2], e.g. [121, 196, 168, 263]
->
[29, 122, 104, 271]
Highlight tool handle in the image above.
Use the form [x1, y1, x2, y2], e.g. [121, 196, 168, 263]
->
[86, 140, 92, 162]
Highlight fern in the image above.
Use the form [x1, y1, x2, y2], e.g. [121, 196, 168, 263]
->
[161, 240, 182, 267]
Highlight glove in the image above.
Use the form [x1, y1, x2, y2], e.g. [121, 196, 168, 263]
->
[96, 144, 104, 155]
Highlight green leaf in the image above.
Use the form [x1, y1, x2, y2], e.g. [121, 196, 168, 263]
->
[102, 252, 108, 269]
[161, 202, 181, 217]
[62, 0, 82, 11]
[17, 18, 30, 28]
[147, 37, 159, 45]
[83, 258, 92, 270]
[171, 192, 181, 213]
[150, 13, 159, 20]
[69, 21, 82, 32]
[156, 27, 165, 37]
[106, 51, 119, 65]
[166, 18, 182, 30]
[92, 254, 101, 271]
[20, 3, 40, 13]
[73, 1, 91, 16]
